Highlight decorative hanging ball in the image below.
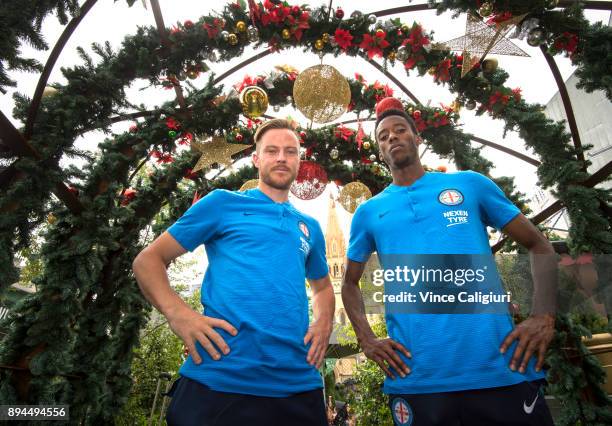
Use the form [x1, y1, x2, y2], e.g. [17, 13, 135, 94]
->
[322, 32, 330, 43]
[287, 95, 293, 104]
[544, 0, 559, 9]
[368, 14, 378, 24]
[236, 21, 247, 32]
[168, 130, 177, 138]
[186, 69, 199, 79]
[478, 2, 494, 17]
[387, 51, 397, 61]
[401, 24, 410, 33]
[314, 39, 325, 50]
[465, 99, 477, 110]
[362, 141, 371, 150]
[239, 179, 259, 191]
[437, 165, 447, 172]
[335, 8, 344, 19]
[247, 26, 260, 42]
[375, 29, 385, 38]
[47, 213, 57, 224]
[42, 86, 58, 97]
[482, 58, 498, 73]
[235, 133, 244, 142]
[350, 10, 362, 19]
[413, 110, 422, 119]
[221, 30, 230, 41]
[282, 28, 291, 40]
[369, 154, 377, 161]
[183, 20, 194, 29]
[428, 67, 436, 75]
[339, 182, 372, 213]
[273, 105, 281, 112]
[450, 100, 462, 112]
[239, 86, 269, 118]
[396, 45, 409, 62]
[228, 33, 239, 45]
[299, 130, 307, 139]
[330, 148, 339, 159]
[527, 27, 546, 46]
[293, 64, 351, 123]
[290, 161, 328, 200]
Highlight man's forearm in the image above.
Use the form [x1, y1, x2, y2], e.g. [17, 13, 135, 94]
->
[341, 281, 376, 343]
[132, 251, 190, 319]
[530, 242, 557, 316]
[312, 284, 335, 324]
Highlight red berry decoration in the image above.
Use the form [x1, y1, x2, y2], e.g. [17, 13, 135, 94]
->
[413, 110, 421, 119]
[335, 8, 344, 19]
[235, 133, 244, 141]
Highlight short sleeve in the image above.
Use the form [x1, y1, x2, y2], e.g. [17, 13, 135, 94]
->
[347, 204, 375, 263]
[472, 172, 521, 230]
[305, 220, 329, 280]
[166, 190, 225, 251]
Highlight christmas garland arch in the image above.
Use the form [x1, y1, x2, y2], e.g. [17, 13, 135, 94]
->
[0, 0, 611, 424]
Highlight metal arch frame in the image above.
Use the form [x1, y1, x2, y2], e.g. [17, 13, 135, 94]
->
[1, 0, 611, 217]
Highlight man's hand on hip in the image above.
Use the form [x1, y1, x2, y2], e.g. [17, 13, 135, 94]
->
[500, 313, 555, 373]
[361, 336, 411, 379]
[167, 306, 238, 364]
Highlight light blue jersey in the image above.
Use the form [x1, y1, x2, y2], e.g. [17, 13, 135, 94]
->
[347, 171, 545, 394]
[168, 188, 328, 397]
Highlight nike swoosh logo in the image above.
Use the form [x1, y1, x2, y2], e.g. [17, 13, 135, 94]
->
[523, 393, 539, 414]
[243, 212, 255, 216]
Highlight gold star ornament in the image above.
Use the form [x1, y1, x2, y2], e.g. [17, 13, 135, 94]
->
[190, 135, 251, 172]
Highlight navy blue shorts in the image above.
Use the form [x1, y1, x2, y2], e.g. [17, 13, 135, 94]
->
[165, 375, 327, 426]
[388, 380, 554, 426]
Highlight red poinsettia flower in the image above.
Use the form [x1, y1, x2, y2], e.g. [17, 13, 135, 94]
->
[121, 188, 137, 206]
[334, 28, 354, 51]
[178, 132, 193, 145]
[487, 12, 513, 26]
[335, 125, 354, 141]
[512, 87, 522, 101]
[403, 24, 429, 52]
[184, 168, 199, 180]
[291, 11, 310, 41]
[166, 117, 180, 130]
[434, 59, 452, 82]
[359, 33, 389, 60]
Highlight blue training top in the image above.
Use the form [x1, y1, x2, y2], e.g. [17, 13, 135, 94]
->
[167, 188, 328, 397]
[347, 171, 545, 394]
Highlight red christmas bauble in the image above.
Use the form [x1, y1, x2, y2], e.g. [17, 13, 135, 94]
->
[335, 8, 344, 19]
[290, 161, 328, 200]
[413, 110, 421, 119]
[235, 133, 244, 141]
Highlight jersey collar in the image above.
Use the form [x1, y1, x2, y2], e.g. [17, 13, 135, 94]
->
[385, 172, 431, 193]
[248, 188, 292, 206]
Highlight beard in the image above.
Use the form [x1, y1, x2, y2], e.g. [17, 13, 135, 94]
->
[384, 141, 419, 169]
[260, 167, 297, 190]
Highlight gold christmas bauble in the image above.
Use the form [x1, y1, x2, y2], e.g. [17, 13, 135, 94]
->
[228, 33, 238, 45]
[482, 58, 498, 73]
[322, 32, 330, 43]
[388, 51, 397, 61]
[450, 100, 461, 112]
[339, 182, 372, 213]
[47, 213, 57, 224]
[428, 67, 436, 75]
[314, 39, 325, 50]
[363, 141, 371, 150]
[239, 179, 259, 191]
[293, 64, 351, 123]
[236, 21, 247, 32]
[401, 24, 410, 33]
[479, 2, 494, 17]
[282, 28, 291, 39]
[186, 69, 199, 79]
[239, 86, 269, 118]
[42, 86, 58, 97]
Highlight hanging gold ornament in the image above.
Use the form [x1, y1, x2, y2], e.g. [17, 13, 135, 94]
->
[322, 32, 330, 43]
[478, 2, 494, 17]
[186, 68, 199, 79]
[190, 135, 251, 173]
[387, 51, 397, 61]
[42, 86, 58, 97]
[339, 182, 372, 213]
[314, 39, 325, 50]
[401, 24, 410, 33]
[239, 179, 259, 191]
[47, 213, 57, 224]
[362, 141, 371, 150]
[275, 64, 299, 74]
[292, 64, 351, 123]
[432, 13, 528, 78]
[281, 28, 291, 40]
[239, 86, 269, 118]
[428, 67, 436, 75]
[482, 58, 498, 73]
[450, 100, 462, 112]
[236, 21, 247, 32]
[228, 33, 238, 45]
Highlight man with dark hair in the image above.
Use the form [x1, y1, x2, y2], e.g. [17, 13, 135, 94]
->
[342, 98, 557, 425]
[133, 118, 334, 425]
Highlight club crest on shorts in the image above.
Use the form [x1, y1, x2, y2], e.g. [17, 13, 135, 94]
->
[438, 189, 464, 206]
[298, 221, 310, 239]
[391, 398, 413, 426]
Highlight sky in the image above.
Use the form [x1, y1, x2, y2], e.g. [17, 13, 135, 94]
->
[3, 1, 610, 290]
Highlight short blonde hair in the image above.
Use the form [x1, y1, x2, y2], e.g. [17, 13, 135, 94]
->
[254, 118, 300, 151]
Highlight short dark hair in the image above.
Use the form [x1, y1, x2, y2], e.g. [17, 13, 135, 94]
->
[254, 118, 299, 147]
[375, 109, 418, 138]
